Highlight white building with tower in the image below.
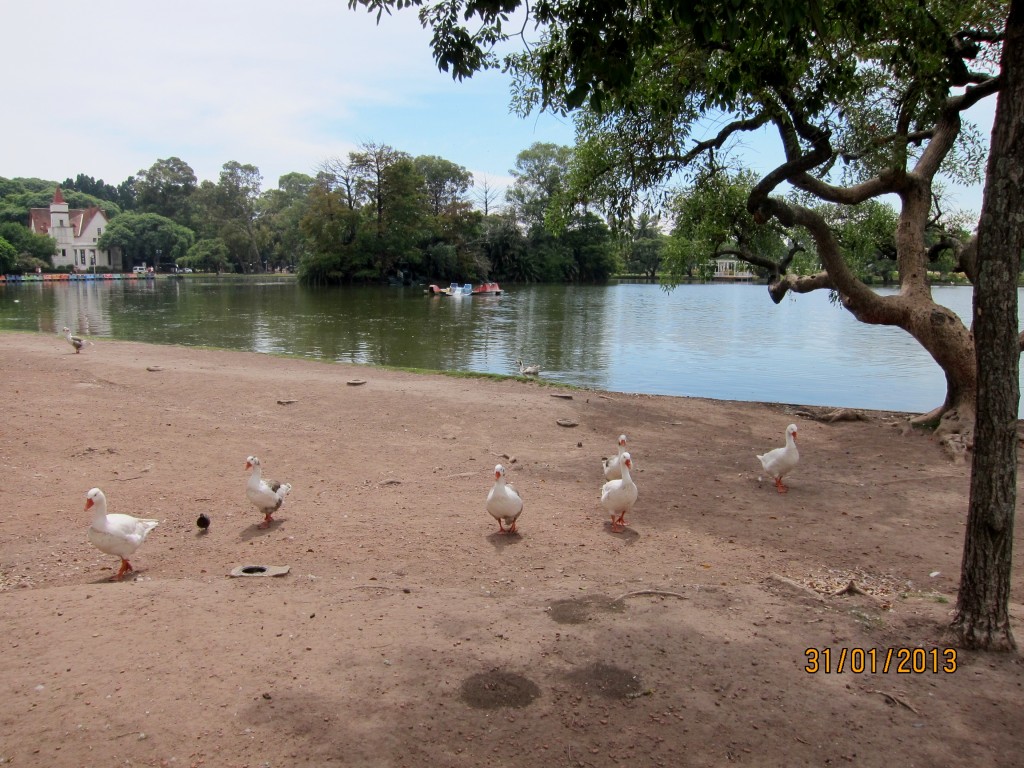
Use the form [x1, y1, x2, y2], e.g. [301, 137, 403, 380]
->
[29, 186, 121, 271]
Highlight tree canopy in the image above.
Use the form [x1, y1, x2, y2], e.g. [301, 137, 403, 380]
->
[134, 157, 198, 222]
[97, 211, 195, 268]
[0, 235, 16, 274]
[0, 221, 58, 264]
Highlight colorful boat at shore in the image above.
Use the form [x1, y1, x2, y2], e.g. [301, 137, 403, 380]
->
[426, 282, 503, 296]
[472, 282, 503, 295]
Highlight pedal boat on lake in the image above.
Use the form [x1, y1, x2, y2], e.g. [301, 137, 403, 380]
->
[426, 282, 503, 296]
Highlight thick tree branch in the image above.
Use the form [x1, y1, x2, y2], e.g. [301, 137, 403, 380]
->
[792, 169, 902, 204]
[754, 93, 903, 206]
[957, 236, 978, 283]
[840, 130, 933, 163]
[927, 236, 961, 264]
[716, 247, 776, 271]
[748, 94, 833, 205]
[916, 76, 1001, 179]
[958, 29, 1004, 44]
[752, 197, 907, 327]
[767, 271, 833, 303]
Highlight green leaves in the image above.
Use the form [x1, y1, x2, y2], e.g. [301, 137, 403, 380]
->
[97, 212, 195, 265]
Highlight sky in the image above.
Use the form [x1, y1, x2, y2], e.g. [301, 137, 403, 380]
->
[1, 1, 995, 217]
[2, 1, 575, 201]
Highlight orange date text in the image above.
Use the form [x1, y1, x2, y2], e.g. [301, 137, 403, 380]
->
[804, 647, 957, 674]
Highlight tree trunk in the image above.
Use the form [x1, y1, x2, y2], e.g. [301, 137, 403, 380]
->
[899, 303, 978, 455]
[765, 198, 979, 450]
[949, 0, 1023, 651]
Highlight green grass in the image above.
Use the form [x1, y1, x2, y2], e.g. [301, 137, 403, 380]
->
[380, 365, 582, 389]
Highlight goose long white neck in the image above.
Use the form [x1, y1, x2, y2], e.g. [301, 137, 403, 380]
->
[90, 496, 108, 523]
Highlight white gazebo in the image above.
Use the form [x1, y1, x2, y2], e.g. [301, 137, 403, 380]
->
[713, 258, 754, 280]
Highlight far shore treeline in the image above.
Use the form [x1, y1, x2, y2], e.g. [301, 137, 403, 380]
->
[0, 144, 971, 287]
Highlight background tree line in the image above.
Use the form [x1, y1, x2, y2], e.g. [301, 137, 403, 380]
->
[0, 142, 629, 284]
[2, 141, 966, 287]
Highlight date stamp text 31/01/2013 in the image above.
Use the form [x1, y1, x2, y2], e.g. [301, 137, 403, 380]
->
[804, 647, 957, 674]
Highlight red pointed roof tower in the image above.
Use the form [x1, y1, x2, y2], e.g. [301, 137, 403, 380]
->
[53, 186, 66, 204]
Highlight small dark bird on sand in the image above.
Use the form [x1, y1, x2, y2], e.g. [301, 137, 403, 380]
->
[196, 513, 211, 532]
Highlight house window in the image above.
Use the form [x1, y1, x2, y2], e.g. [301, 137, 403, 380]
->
[97, 227, 102, 235]
[61, 249, 66, 258]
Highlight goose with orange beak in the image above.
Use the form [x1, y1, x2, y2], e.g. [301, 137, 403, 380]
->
[246, 456, 292, 528]
[85, 488, 159, 581]
[486, 464, 523, 534]
[757, 424, 800, 493]
[601, 452, 637, 532]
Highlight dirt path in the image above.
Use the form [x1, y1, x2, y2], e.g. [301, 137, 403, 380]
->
[1, 331, 1022, 767]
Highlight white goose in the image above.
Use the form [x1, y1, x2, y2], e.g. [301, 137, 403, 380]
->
[516, 359, 541, 376]
[486, 463, 523, 534]
[62, 326, 93, 353]
[246, 456, 292, 528]
[601, 452, 637, 532]
[757, 423, 800, 493]
[85, 488, 159, 581]
[602, 434, 629, 480]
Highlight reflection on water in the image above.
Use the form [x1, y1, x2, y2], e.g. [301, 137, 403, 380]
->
[1, 278, 1017, 414]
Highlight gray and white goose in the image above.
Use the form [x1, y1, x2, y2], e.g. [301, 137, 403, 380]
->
[62, 326, 93, 353]
[516, 359, 541, 376]
[245, 456, 293, 528]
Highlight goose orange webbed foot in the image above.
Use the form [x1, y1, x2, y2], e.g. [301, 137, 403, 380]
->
[112, 559, 133, 581]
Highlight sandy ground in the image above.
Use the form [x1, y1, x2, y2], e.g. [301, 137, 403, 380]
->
[1, 331, 1023, 767]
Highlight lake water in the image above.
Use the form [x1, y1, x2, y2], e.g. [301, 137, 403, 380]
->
[1, 277, 1016, 414]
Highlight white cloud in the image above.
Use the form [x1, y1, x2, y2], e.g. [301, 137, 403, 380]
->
[0, 0, 572, 191]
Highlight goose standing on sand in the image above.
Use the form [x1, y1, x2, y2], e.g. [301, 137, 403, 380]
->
[62, 326, 93, 353]
[602, 434, 629, 480]
[601, 452, 638, 532]
[516, 359, 541, 376]
[486, 464, 523, 534]
[757, 423, 800, 493]
[85, 488, 159, 581]
[246, 456, 292, 528]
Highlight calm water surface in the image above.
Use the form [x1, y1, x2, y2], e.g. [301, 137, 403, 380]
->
[2, 277, 1018, 414]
